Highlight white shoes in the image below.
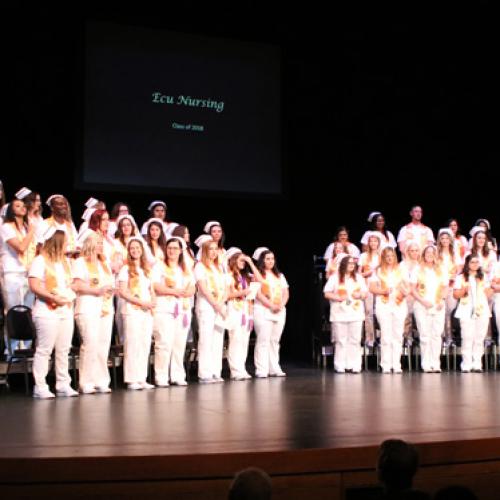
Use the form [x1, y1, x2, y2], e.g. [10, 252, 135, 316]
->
[199, 378, 215, 384]
[270, 371, 286, 377]
[141, 382, 155, 390]
[128, 383, 143, 390]
[33, 386, 55, 399]
[171, 380, 188, 386]
[156, 381, 170, 387]
[80, 385, 96, 394]
[96, 386, 112, 393]
[56, 386, 79, 397]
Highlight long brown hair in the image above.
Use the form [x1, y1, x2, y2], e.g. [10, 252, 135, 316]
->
[228, 252, 252, 288]
[471, 231, 490, 259]
[165, 237, 186, 273]
[338, 255, 357, 284]
[201, 239, 219, 269]
[126, 239, 150, 278]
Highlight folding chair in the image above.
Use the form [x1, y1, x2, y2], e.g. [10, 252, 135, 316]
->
[5, 305, 37, 394]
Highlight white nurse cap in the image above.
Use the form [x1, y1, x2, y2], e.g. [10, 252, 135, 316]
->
[15, 187, 32, 200]
[226, 247, 242, 261]
[367, 211, 382, 223]
[147, 200, 167, 211]
[46, 194, 64, 207]
[194, 234, 212, 248]
[203, 220, 221, 234]
[252, 247, 269, 261]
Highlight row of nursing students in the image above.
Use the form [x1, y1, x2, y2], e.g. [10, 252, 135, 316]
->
[193, 239, 289, 383]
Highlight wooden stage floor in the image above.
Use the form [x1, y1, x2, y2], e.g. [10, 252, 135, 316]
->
[4, 366, 500, 498]
[2, 365, 500, 459]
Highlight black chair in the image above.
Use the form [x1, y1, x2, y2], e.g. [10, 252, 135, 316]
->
[5, 305, 37, 394]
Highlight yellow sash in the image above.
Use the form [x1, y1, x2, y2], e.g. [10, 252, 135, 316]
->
[43, 256, 72, 309]
[204, 263, 226, 302]
[261, 272, 282, 306]
[378, 267, 404, 305]
[85, 259, 113, 316]
[10, 223, 36, 269]
[460, 277, 486, 317]
[417, 268, 445, 305]
[163, 263, 191, 310]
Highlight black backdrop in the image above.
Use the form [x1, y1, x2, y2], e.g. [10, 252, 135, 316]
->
[4, 5, 499, 361]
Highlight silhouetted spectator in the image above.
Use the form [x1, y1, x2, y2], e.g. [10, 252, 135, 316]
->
[377, 439, 430, 499]
[228, 467, 272, 500]
[434, 485, 478, 500]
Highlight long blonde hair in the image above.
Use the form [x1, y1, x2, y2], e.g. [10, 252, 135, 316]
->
[80, 232, 105, 263]
[41, 230, 66, 262]
[379, 247, 398, 272]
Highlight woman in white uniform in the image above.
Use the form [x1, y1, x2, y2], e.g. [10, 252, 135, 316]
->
[469, 227, 497, 275]
[194, 236, 228, 383]
[360, 212, 397, 252]
[453, 254, 493, 372]
[324, 255, 367, 373]
[369, 247, 410, 373]
[325, 242, 349, 279]
[72, 232, 115, 394]
[437, 228, 462, 345]
[144, 218, 167, 265]
[253, 247, 289, 378]
[29, 228, 77, 398]
[226, 248, 263, 380]
[112, 215, 141, 342]
[324, 226, 360, 262]
[1, 197, 36, 310]
[87, 209, 115, 262]
[410, 246, 448, 372]
[399, 241, 421, 344]
[358, 232, 381, 346]
[117, 238, 156, 390]
[140, 201, 177, 238]
[1, 196, 37, 353]
[152, 237, 195, 386]
[448, 219, 468, 262]
[202, 221, 227, 268]
[108, 202, 131, 240]
[172, 225, 196, 270]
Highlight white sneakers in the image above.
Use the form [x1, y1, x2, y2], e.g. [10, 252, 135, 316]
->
[33, 386, 56, 399]
[56, 386, 79, 397]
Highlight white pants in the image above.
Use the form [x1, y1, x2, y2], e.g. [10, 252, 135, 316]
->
[460, 315, 490, 371]
[413, 303, 445, 371]
[123, 311, 153, 384]
[196, 306, 225, 379]
[253, 307, 286, 376]
[153, 311, 190, 384]
[2, 271, 35, 353]
[363, 293, 375, 343]
[376, 305, 407, 371]
[75, 312, 113, 389]
[227, 320, 252, 378]
[32, 314, 74, 391]
[332, 321, 363, 371]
